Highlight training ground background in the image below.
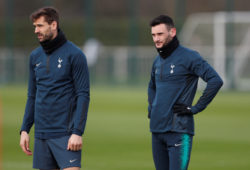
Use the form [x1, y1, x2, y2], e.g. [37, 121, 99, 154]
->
[1, 1, 250, 169]
[1, 85, 250, 170]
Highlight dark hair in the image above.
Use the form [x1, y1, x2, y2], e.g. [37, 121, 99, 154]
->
[150, 15, 174, 30]
[30, 7, 59, 26]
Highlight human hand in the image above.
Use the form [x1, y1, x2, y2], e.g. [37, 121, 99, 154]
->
[20, 131, 32, 156]
[67, 134, 82, 151]
[173, 104, 193, 115]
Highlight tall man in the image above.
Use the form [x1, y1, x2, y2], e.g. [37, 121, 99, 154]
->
[148, 15, 223, 170]
[19, 7, 90, 170]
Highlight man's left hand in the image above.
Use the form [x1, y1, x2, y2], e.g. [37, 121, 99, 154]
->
[67, 134, 82, 151]
[173, 104, 193, 115]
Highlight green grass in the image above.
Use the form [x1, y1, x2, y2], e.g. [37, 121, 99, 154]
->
[1, 85, 250, 170]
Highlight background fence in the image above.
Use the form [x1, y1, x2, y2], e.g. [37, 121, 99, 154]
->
[1, 0, 250, 90]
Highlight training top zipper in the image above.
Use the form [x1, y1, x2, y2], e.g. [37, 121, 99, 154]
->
[46, 55, 50, 73]
[160, 62, 163, 80]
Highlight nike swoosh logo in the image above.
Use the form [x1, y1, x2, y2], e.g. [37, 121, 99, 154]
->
[70, 159, 77, 163]
[36, 62, 41, 67]
[175, 143, 182, 147]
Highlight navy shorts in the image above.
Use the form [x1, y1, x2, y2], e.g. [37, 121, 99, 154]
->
[152, 132, 193, 170]
[33, 135, 81, 169]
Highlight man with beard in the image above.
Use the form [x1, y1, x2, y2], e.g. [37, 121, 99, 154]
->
[148, 15, 223, 170]
[19, 7, 90, 170]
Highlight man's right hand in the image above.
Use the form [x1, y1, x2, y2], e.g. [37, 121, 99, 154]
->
[20, 131, 32, 156]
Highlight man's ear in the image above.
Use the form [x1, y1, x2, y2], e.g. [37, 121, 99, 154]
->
[170, 28, 177, 37]
[51, 21, 58, 31]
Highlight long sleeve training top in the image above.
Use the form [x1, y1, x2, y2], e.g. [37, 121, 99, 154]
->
[21, 41, 90, 139]
[148, 45, 223, 135]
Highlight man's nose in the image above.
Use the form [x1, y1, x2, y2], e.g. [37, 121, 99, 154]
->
[155, 36, 160, 42]
[34, 27, 39, 34]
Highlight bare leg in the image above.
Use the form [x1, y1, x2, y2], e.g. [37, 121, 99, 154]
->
[64, 167, 80, 170]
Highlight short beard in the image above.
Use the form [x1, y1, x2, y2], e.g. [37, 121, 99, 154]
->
[162, 36, 173, 48]
[40, 32, 54, 42]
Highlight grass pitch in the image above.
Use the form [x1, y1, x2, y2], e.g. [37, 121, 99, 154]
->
[1, 85, 250, 170]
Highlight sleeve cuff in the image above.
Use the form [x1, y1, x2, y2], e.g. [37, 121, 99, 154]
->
[72, 128, 83, 136]
[20, 128, 30, 135]
[191, 106, 199, 114]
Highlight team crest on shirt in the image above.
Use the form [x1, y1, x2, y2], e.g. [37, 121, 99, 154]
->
[170, 64, 175, 74]
[58, 57, 63, 68]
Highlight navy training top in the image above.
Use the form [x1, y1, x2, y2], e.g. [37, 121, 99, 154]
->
[21, 41, 90, 139]
[148, 45, 223, 135]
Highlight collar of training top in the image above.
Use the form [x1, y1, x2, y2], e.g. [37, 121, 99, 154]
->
[40, 28, 67, 55]
[156, 36, 179, 59]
